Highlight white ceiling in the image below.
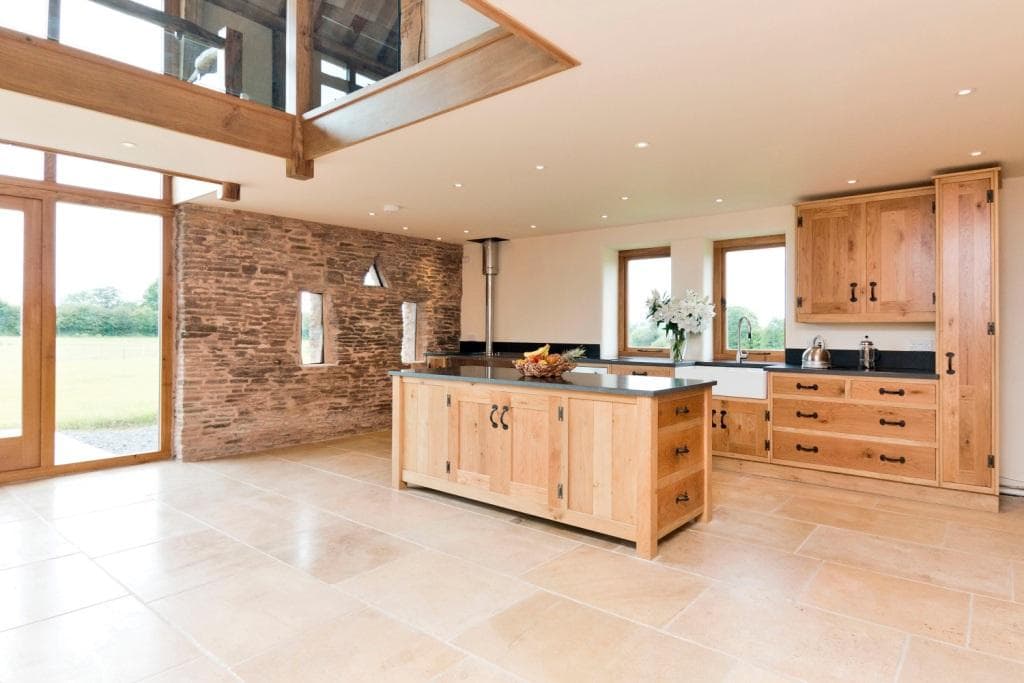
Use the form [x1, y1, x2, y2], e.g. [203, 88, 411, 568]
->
[3, 0, 1023, 242]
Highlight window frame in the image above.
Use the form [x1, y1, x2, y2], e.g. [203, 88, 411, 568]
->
[712, 234, 787, 362]
[297, 290, 327, 367]
[618, 246, 671, 357]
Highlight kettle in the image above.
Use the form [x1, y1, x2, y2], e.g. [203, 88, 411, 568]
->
[801, 335, 832, 369]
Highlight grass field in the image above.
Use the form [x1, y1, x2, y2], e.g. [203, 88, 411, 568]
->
[0, 336, 159, 430]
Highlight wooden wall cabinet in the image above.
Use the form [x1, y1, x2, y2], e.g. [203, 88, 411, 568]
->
[796, 188, 936, 323]
[935, 169, 1000, 492]
[710, 398, 770, 461]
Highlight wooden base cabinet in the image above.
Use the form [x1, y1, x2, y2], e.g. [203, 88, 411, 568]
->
[935, 168, 1000, 493]
[710, 398, 770, 461]
[392, 375, 713, 558]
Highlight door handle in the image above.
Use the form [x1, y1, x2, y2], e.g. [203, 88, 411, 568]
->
[631, 370, 648, 376]
[879, 419, 906, 428]
[675, 405, 690, 416]
[675, 445, 690, 456]
[946, 352, 956, 375]
[499, 405, 510, 431]
[795, 383, 819, 391]
[849, 282, 858, 303]
[675, 492, 690, 504]
[711, 409, 718, 429]
[879, 454, 906, 464]
[719, 410, 728, 429]
[869, 281, 878, 302]
[795, 444, 819, 453]
[489, 404, 499, 429]
[878, 388, 905, 396]
[795, 411, 818, 419]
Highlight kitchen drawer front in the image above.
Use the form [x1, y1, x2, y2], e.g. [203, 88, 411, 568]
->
[773, 398, 936, 442]
[611, 365, 675, 378]
[771, 373, 847, 399]
[772, 430, 937, 483]
[657, 422, 704, 481]
[848, 378, 937, 406]
[657, 469, 704, 533]
[657, 391, 706, 429]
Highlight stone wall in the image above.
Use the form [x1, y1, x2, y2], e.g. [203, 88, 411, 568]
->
[173, 205, 462, 461]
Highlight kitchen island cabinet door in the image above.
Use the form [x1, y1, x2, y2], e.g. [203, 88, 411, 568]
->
[796, 203, 866, 320]
[508, 393, 564, 508]
[450, 387, 512, 494]
[398, 381, 451, 481]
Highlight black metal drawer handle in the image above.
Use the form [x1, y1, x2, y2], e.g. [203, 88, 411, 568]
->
[499, 405, 510, 431]
[711, 409, 718, 429]
[849, 282, 858, 303]
[795, 411, 819, 419]
[632, 370, 648, 376]
[796, 383, 818, 391]
[675, 445, 690, 456]
[489, 405, 499, 429]
[719, 410, 727, 429]
[795, 444, 819, 453]
[878, 388, 906, 396]
[946, 352, 956, 375]
[869, 281, 878, 302]
[879, 419, 906, 428]
[675, 492, 690, 504]
[675, 405, 690, 416]
[879, 454, 906, 464]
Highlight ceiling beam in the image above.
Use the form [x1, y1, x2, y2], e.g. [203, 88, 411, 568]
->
[202, 0, 286, 32]
[89, 0, 225, 47]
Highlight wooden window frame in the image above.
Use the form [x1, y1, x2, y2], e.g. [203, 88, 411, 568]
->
[713, 235, 787, 362]
[618, 246, 671, 357]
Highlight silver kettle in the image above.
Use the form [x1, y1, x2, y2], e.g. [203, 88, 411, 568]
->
[801, 335, 832, 369]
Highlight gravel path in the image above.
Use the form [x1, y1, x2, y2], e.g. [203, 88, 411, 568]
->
[62, 426, 159, 455]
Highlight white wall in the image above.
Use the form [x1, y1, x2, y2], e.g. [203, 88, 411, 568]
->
[460, 177, 1024, 487]
[424, 0, 497, 57]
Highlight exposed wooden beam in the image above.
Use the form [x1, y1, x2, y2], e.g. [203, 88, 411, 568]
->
[221, 26, 244, 97]
[302, 27, 573, 158]
[0, 28, 294, 157]
[89, 0, 226, 48]
[217, 182, 241, 201]
[163, 0, 182, 77]
[460, 0, 579, 66]
[400, 0, 424, 69]
[286, 0, 315, 177]
[202, 0, 286, 32]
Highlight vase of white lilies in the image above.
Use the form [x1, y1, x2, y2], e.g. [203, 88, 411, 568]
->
[646, 289, 716, 361]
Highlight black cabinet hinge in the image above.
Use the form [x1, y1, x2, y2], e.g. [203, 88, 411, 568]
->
[445, 461, 451, 474]
[796, 296, 804, 308]
[557, 405, 564, 422]
[796, 216, 803, 227]
[932, 292, 936, 306]
[446, 393, 451, 407]
[931, 200, 936, 213]
[987, 454, 996, 468]
[764, 439, 771, 452]
[986, 189, 995, 204]
[557, 483, 564, 499]
[764, 409, 771, 421]
[988, 321, 996, 335]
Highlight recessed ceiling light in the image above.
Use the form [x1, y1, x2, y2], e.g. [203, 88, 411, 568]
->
[453, 182, 463, 188]
[970, 150, 983, 157]
[847, 179, 858, 184]
[535, 165, 545, 171]
[714, 198, 724, 204]
[120, 141, 137, 149]
[601, 214, 609, 219]
[436, 237, 442, 241]
[530, 224, 537, 229]
[368, 211, 376, 216]
[463, 229, 470, 233]
[401, 226, 409, 230]
[621, 196, 630, 201]
[956, 88, 975, 96]
[634, 141, 650, 149]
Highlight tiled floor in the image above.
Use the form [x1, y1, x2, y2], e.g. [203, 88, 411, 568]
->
[2, 432, 1024, 682]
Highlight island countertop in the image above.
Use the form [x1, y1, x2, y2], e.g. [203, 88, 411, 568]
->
[389, 366, 716, 398]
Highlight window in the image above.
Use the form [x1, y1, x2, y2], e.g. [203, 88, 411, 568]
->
[363, 261, 385, 287]
[57, 155, 164, 199]
[0, 144, 45, 181]
[618, 247, 671, 355]
[713, 235, 786, 361]
[401, 302, 420, 364]
[299, 291, 325, 365]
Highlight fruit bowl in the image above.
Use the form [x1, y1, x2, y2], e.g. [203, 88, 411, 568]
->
[513, 345, 586, 378]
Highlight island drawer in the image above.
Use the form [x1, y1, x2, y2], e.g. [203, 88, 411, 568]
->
[657, 392, 705, 428]
[657, 422, 704, 480]
[611, 365, 676, 378]
[772, 398, 936, 442]
[771, 374, 847, 399]
[657, 469, 704, 534]
[772, 430, 937, 483]
[848, 378, 937, 406]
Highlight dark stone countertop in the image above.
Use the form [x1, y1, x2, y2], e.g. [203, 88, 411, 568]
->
[390, 366, 716, 398]
[422, 351, 692, 368]
[763, 364, 940, 380]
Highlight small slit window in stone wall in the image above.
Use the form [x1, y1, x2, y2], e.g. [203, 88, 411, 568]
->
[401, 302, 420, 364]
[363, 259, 386, 287]
[300, 291, 325, 365]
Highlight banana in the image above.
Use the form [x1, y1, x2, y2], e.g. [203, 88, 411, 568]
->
[523, 344, 550, 362]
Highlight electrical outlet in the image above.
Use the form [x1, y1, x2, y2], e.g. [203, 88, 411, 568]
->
[908, 339, 934, 351]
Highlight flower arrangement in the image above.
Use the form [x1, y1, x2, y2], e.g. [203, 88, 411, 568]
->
[646, 289, 716, 361]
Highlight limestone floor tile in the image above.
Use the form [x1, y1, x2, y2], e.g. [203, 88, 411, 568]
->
[141, 656, 238, 682]
[9, 469, 155, 519]
[150, 563, 361, 666]
[0, 596, 198, 683]
[775, 496, 948, 545]
[0, 517, 76, 569]
[406, 486, 520, 521]
[944, 523, 1024, 563]
[254, 468, 369, 512]
[0, 553, 126, 630]
[286, 451, 392, 486]
[722, 662, 797, 682]
[455, 592, 735, 682]
[156, 474, 264, 512]
[693, 505, 816, 552]
[710, 481, 792, 514]
[96, 528, 272, 602]
[398, 509, 578, 575]
[201, 456, 359, 498]
[434, 656, 522, 682]
[656, 529, 821, 595]
[326, 484, 468, 536]
[180, 491, 339, 547]
[523, 545, 709, 627]
[257, 519, 419, 584]
[798, 526, 1013, 598]
[898, 636, 1024, 683]
[875, 496, 1024, 535]
[53, 500, 205, 557]
[232, 607, 462, 682]
[0, 491, 34, 523]
[506, 514, 626, 550]
[338, 549, 536, 640]
[1015, 563, 1023, 602]
[802, 563, 970, 644]
[968, 596, 1024, 662]
[669, 583, 906, 682]
[725, 473, 888, 510]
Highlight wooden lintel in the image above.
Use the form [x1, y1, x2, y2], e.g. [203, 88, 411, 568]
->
[400, 0, 425, 69]
[286, 117, 315, 180]
[0, 28, 294, 158]
[203, 0, 286, 32]
[302, 27, 575, 158]
[217, 182, 241, 201]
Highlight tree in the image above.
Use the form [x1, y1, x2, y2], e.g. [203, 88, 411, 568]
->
[142, 281, 159, 310]
[64, 286, 122, 309]
[726, 306, 784, 351]
[0, 300, 20, 336]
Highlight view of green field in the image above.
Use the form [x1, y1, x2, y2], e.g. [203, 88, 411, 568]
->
[0, 336, 159, 430]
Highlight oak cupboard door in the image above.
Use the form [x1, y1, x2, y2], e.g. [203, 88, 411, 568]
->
[796, 203, 865, 319]
[936, 171, 998, 490]
[864, 194, 936, 320]
[507, 393, 562, 507]
[450, 388, 511, 494]
[566, 397, 639, 526]
[400, 382, 450, 479]
[711, 399, 769, 460]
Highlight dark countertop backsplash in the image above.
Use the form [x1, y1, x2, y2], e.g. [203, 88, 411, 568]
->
[783, 347, 935, 373]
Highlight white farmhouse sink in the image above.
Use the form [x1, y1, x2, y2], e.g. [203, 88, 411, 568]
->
[676, 363, 768, 399]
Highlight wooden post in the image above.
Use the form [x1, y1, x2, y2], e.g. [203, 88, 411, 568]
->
[400, 0, 425, 69]
[220, 26, 243, 97]
[163, 0, 180, 77]
[392, 376, 406, 489]
[47, 0, 61, 41]
[701, 386, 713, 524]
[285, 0, 315, 179]
[635, 397, 658, 559]
[216, 182, 240, 202]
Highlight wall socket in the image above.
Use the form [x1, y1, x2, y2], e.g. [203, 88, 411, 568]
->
[908, 339, 935, 351]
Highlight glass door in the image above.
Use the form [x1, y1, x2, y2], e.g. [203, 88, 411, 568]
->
[0, 196, 42, 473]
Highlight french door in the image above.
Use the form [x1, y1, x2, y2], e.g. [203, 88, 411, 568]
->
[0, 196, 42, 473]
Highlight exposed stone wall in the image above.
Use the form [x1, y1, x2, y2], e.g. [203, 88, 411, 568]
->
[173, 205, 462, 461]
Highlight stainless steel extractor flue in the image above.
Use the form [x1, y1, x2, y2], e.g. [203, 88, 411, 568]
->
[470, 237, 507, 356]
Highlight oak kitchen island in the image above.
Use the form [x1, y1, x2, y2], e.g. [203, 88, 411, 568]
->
[390, 366, 716, 558]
